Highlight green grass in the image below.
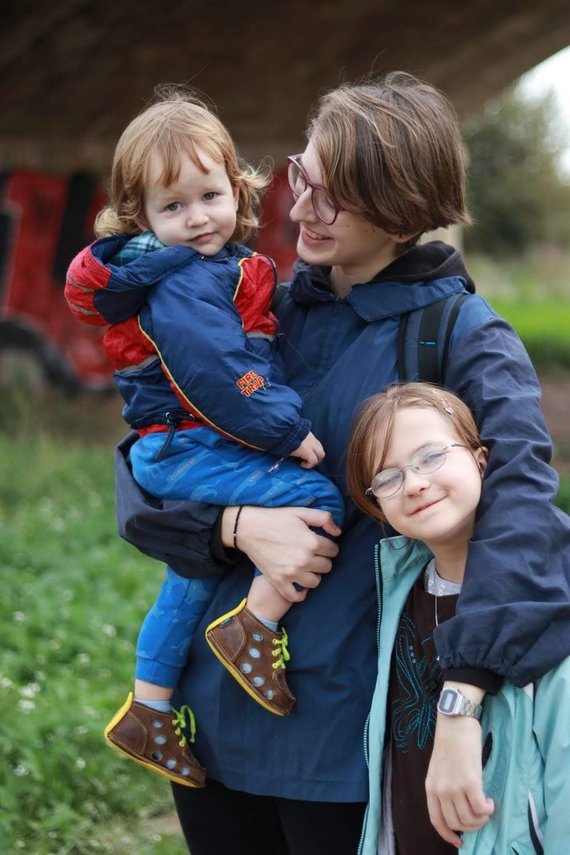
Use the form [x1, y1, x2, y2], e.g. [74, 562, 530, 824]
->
[0, 430, 187, 854]
[484, 300, 570, 371]
[465, 251, 570, 371]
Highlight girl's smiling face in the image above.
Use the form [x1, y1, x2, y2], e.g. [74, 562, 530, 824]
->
[375, 406, 487, 562]
[288, 140, 409, 293]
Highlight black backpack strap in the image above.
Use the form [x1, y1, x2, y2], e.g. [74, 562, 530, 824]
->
[398, 292, 469, 384]
[396, 311, 410, 381]
[440, 292, 469, 373]
[416, 298, 448, 383]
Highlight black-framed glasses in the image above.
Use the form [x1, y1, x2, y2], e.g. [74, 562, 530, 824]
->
[287, 154, 341, 225]
[365, 443, 468, 500]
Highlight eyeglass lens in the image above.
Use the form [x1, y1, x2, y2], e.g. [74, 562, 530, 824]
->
[287, 159, 338, 225]
[369, 445, 461, 499]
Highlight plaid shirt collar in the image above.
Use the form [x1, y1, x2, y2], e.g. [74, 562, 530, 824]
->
[112, 231, 166, 266]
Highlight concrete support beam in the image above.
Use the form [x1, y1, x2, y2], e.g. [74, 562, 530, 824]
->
[1, 1, 569, 172]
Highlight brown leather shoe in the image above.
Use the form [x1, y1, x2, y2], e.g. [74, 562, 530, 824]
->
[104, 693, 206, 787]
[205, 599, 296, 716]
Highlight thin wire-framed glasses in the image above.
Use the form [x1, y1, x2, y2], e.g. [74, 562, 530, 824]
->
[365, 443, 468, 500]
[287, 155, 341, 225]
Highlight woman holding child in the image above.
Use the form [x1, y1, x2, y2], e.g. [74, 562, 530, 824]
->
[114, 72, 570, 853]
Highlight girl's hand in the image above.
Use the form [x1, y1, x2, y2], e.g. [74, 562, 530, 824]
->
[290, 431, 326, 468]
[221, 505, 341, 602]
[426, 690, 494, 846]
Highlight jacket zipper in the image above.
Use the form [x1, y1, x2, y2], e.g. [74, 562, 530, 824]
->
[152, 411, 178, 462]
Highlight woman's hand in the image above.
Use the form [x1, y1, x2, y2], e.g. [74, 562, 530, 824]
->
[221, 505, 341, 602]
[426, 684, 494, 847]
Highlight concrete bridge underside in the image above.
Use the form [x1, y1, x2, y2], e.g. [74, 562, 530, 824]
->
[1, 0, 570, 172]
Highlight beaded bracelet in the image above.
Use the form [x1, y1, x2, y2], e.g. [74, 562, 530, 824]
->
[233, 505, 244, 550]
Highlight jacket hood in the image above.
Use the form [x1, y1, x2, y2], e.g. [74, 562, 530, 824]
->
[377, 240, 475, 288]
[289, 241, 476, 322]
[86, 236, 236, 324]
[292, 241, 473, 290]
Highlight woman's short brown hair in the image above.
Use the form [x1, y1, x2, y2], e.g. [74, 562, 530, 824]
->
[346, 382, 481, 523]
[95, 85, 270, 242]
[307, 71, 471, 245]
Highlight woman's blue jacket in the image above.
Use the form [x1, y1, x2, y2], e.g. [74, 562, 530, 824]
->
[115, 241, 570, 802]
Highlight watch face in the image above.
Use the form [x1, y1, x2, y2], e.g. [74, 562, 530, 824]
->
[438, 688, 458, 714]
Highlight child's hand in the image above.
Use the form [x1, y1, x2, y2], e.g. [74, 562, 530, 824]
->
[426, 694, 494, 847]
[290, 432, 325, 468]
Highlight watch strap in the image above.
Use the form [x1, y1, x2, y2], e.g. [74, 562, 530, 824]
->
[437, 687, 483, 720]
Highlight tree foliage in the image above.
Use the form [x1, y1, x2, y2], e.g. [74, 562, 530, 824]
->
[463, 87, 570, 256]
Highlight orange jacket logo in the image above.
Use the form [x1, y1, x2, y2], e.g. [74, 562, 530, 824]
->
[236, 370, 267, 397]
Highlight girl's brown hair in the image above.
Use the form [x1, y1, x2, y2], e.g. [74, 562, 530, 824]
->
[95, 85, 270, 242]
[307, 71, 471, 246]
[346, 382, 482, 523]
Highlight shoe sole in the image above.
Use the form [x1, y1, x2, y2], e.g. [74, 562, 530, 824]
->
[104, 694, 205, 788]
[205, 600, 290, 716]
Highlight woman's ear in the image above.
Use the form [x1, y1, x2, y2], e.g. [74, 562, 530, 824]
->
[476, 446, 489, 477]
[393, 232, 417, 245]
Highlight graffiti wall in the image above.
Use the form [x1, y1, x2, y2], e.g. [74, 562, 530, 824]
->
[0, 166, 297, 392]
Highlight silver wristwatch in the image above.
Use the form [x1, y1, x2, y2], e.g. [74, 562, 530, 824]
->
[437, 687, 483, 720]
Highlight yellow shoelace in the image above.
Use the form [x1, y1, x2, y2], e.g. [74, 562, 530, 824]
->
[272, 628, 291, 670]
[171, 704, 197, 746]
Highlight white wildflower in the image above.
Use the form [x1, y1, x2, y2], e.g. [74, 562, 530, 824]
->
[20, 683, 40, 698]
[14, 764, 29, 777]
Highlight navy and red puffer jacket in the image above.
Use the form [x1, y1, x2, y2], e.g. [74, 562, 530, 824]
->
[65, 235, 310, 456]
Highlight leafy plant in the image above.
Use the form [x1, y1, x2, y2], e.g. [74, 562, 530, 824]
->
[463, 88, 570, 256]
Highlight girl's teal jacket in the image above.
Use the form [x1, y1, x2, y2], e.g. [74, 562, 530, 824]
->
[359, 537, 570, 855]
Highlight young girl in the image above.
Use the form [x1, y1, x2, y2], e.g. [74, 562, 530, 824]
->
[65, 88, 344, 788]
[111, 73, 570, 855]
[348, 382, 570, 854]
